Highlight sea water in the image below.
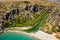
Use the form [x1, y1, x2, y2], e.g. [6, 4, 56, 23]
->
[0, 32, 36, 40]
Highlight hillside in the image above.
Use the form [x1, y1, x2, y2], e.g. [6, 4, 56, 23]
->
[0, 0, 60, 40]
[0, 0, 58, 5]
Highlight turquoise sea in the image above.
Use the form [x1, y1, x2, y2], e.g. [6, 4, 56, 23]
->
[0, 32, 36, 40]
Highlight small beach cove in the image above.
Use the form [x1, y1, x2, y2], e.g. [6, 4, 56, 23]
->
[0, 30, 58, 40]
[0, 12, 57, 40]
[0, 31, 39, 40]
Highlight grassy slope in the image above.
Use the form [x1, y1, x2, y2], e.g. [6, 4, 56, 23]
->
[23, 12, 50, 33]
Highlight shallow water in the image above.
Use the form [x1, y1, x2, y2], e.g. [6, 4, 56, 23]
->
[0, 32, 36, 40]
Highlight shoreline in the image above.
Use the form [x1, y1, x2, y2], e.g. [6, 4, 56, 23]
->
[5, 30, 41, 40]
[4, 30, 58, 40]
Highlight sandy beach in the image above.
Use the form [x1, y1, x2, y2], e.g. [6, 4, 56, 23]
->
[5, 30, 58, 40]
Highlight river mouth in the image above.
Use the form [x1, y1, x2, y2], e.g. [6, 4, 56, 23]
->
[0, 32, 37, 40]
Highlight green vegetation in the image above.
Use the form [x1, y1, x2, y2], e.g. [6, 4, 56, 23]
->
[3, 12, 41, 27]
[0, 1, 60, 40]
[0, 1, 60, 34]
[23, 12, 50, 32]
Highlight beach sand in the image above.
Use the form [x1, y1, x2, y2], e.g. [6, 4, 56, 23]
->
[5, 30, 58, 40]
